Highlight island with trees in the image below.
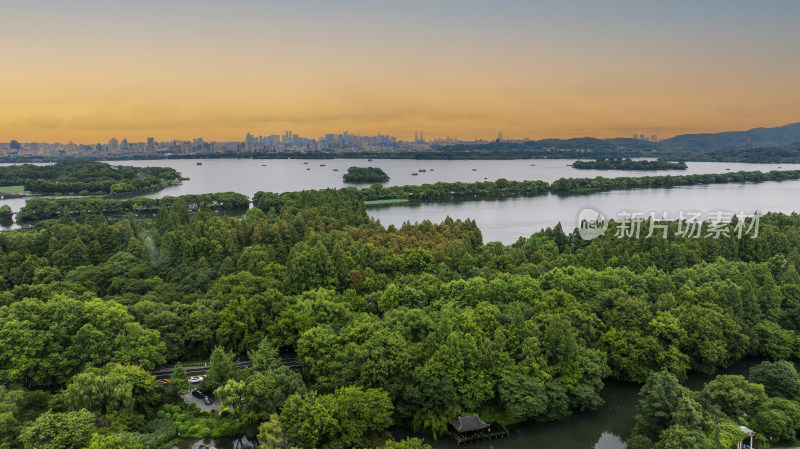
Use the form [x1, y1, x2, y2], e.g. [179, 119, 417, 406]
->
[0, 205, 11, 224]
[4, 173, 800, 448]
[342, 166, 390, 183]
[572, 158, 687, 171]
[0, 160, 182, 195]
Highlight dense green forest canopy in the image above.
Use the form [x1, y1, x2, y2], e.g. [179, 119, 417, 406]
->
[0, 161, 181, 195]
[572, 159, 687, 171]
[4, 180, 800, 447]
[626, 362, 800, 449]
[343, 166, 390, 183]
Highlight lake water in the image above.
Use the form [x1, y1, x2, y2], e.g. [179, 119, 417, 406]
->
[114, 158, 800, 197]
[369, 180, 800, 244]
[3, 159, 800, 242]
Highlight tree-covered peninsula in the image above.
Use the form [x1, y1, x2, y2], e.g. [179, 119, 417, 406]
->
[0, 161, 182, 195]
[572, 158, 687, 170]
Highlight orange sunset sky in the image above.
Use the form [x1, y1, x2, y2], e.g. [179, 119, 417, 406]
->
[2, 0, 800, 143]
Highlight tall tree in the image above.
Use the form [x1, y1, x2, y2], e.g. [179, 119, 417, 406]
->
[18, 410, 96, 449]
[86, 433, 146, 449]
[281, 387, 394, 449]
[634, 370, 701, 439]
[749, 360, 800, 399]
[62, 364, 161, 417]
[257, 414, 285, 449]
[203, 346, 236, 393]
[167, 362, 193, 398]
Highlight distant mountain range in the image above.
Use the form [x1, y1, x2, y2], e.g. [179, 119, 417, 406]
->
[430, 122, 800, 163]
[661, 122, 800, 151]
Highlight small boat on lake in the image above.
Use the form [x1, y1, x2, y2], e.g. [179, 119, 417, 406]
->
[332, 168, 339, 171]
[411, 173, 418, 176]
[472, 168, 477, 171]
[419, 169, 427, 172]
[196, 162, 202, 165]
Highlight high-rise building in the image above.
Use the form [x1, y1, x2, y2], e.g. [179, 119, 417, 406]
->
[639, 134, 645, 140]
[650, 135, 658, 143]
[9, 140, 20, 150]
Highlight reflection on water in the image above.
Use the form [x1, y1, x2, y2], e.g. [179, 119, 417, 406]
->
[393, 360, 760, 449]
[172, 382, 638, 449]
[417, 381, 638, 449]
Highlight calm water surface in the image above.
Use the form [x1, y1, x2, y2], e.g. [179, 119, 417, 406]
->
[3, 159, 800, 241]
[114, 158, 800, 198]
[369, 180, 800, 244]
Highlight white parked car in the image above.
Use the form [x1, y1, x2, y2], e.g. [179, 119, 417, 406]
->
[188, 376, 203, 383]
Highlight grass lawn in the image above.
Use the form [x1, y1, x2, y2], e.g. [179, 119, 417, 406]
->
[0, 185, 29, 194]
[363, 198, 410, 206]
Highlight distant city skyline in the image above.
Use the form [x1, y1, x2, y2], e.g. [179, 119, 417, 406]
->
[2, 127, 670, 147]
[0, 130, 489, 158]
[3, 1, 800, 142]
